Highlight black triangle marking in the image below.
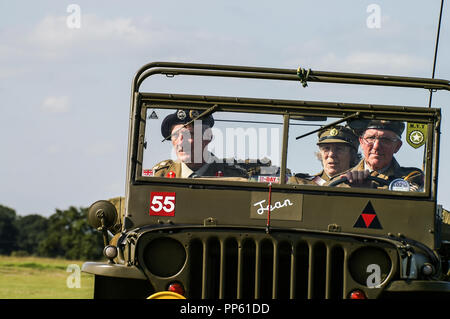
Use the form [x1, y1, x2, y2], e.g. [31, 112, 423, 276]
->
[149, 111, 158, 119]
[368, 215, 382, 229]
[362, 201, 376, 214]
[353, 201, 382, 229]
[353, 215, 367, 228]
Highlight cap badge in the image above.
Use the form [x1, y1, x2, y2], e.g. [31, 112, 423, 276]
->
[329, 128, 339, 136]
[177, 110, 187, 120]
[189, 110, 199, 119]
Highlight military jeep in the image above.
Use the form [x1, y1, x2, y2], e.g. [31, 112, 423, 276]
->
[82, 62, 450, 299]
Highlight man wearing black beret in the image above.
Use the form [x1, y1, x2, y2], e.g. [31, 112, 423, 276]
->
[151, 109, 247, 179]
[330, 120, 424, 191]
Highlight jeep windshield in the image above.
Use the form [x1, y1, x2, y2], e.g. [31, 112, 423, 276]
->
[137, 97, 438, 198]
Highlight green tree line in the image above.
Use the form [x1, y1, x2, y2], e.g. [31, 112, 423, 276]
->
[0, 204, 104, 260]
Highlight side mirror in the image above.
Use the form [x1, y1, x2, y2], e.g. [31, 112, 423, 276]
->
[87, 200, 118, 231]
[87, 200, 119, 255]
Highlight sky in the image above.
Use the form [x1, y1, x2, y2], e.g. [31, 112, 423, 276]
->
[1, 0, 449, 217]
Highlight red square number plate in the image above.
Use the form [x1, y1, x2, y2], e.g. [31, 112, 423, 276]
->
[149, 192, 176, 216]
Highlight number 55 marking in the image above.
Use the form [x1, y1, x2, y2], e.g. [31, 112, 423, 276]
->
[150, 192, 176, 216]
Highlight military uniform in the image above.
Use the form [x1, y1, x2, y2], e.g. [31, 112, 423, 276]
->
[151, 160, 184, 178]
[288, 170, 331, 186]
[151, 159, 248, 178]
[330, 158, 424, 190]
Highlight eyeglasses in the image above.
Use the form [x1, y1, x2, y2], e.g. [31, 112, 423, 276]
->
[170, 128, 195, 141]
[171, 128, 212, 142]
[362, 135, 399, 146]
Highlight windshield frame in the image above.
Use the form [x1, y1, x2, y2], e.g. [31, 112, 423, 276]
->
[131, 92, 440, 200]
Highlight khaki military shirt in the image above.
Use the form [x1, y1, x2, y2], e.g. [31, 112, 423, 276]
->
[288, 170, 332, 186]
[151, 160, 183, 178]
[151, 160, 248, 178]
[327, 158, 424, 190]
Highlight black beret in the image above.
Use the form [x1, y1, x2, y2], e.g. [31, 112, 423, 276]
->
[348, 119, 405, 137]
[161, 109, 214, 139]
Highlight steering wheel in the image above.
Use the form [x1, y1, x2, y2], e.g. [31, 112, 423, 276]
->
[328, 175, 391, 187]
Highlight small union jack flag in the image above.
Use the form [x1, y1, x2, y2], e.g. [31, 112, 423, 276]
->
[143, 169, 153, 176]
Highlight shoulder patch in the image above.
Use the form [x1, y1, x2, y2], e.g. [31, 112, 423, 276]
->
[152, 160, 173, 172]
[294, 173, 314, 180]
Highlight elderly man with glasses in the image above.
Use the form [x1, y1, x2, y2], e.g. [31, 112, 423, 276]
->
[151, 109, 248, 178]
[331, 120, 424, 191]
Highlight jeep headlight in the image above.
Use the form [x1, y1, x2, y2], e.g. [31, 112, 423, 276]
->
[349, 247, 392, 287]
[142, 237, 187, 278]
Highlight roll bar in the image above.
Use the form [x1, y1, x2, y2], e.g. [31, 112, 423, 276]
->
[132, 62, 450, 93]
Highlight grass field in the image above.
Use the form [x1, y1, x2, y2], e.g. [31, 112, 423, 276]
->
[0, 255, 94, 299]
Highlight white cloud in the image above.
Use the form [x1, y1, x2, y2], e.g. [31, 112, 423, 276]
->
[343, 52, 428, 73]
[0, 65, 28, 79]
[41, 96, 70, 113]
[296, 51, 430, 75]
[1, 12, 249, 68]
[31, 14, 140, 42]
[26, 14, 162, 58]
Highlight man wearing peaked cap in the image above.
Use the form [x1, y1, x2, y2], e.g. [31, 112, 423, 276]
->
[151, 109, 247, 179]
[330, 119, 424, 191]
[288, 125, 361, 185]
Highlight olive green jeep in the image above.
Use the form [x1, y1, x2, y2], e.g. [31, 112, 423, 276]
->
[82, 62, 450, 299]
